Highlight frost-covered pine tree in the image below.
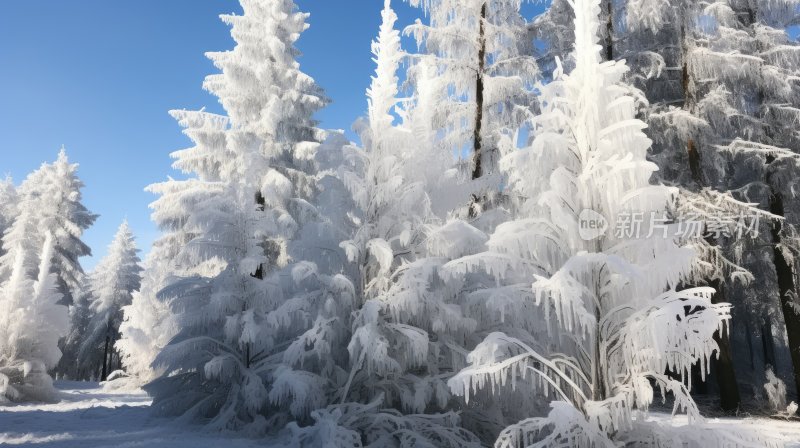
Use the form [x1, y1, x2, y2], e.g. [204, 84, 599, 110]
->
[0, 177, 17, 258]
[144, 0, 362, 433]
[117, 109, 229, 385]
[405, 0, 539, 217]
[0, 233, 69, 403]
[0, 149, 96, 306]
[116, 246, 178, 384]
[341, 0, 479, 416]
[78, 221, 142, 381]
[442, 0, 766, 444]
[534, 0, 794, 410]
[285, 3, 481, 445]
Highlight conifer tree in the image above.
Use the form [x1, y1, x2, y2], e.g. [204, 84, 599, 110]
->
[0, 177, 17, 258]
[338, 0, 477, 418]
[405, 0, 539, 216]
[116, 244, 178, 384]
[285, 3, 482, 444]
[144, 0, 357, 433]
[442, 0, 766, 444]
[58, 278, 94, 380]
[78, 221, 142, 381]
[0, 149, 96, 306]
[0, 234, 69, 403]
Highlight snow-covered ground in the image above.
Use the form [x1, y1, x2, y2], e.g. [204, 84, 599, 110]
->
[648, 411, 800, 447]
[2, 381, 800, 447]
[0, 381, 262, 447]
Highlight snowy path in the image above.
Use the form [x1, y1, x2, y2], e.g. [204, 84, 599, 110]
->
[0, 381, 262, 447]
[2, 382, 800, 447]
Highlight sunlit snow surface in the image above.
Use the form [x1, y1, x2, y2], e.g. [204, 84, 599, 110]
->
[2, 381, 800, 447]
[0, 381, 263, 447]
[646, 411, 800, 447]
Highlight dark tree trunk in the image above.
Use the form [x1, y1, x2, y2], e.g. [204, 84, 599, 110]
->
[101, 333, 110, 382]
[471, 2, 487, 181]
[710, 280, 741, 411]
[681, 25, 704, 189]
[762, 320, 776, 369]
[766, 157, 800, 401]
[745, 318, 755, 369]
[469, 2, 488, 218]
[253, 191, 267, 281]
[603, 0, 613, 61]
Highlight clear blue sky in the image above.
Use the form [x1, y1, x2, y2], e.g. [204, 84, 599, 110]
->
[0, 1, 545, 270]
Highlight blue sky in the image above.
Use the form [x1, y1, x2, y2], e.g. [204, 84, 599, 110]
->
[0, 1, 544, 270]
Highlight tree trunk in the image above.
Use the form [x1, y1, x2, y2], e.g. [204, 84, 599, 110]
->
[469, 2, 488, 218]
[246, 343, 251, 369]
[745, 318, 755, 369]
[766, 157, 800, 401]
[762, 320, 776, 369]
[680, 25, 704, 188]
[101, 333, 110, 382]
[593, 309, 606, 401]
[603, 0, 613, 61]
[710, 280, 741, 411]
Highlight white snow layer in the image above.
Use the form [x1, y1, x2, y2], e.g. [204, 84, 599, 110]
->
[1, 382, 799, 447]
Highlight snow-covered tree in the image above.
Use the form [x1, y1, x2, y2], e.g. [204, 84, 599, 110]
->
[285, 3, 482, 445]
[143, 0, 361, 433]
[117, 109, 229, 385]
[339, 0, 478, 414]
[441, 0, 766, 444]
[116, 245, 177, 384]
[531, 0, 799, 410]
[57, 278, 94, 380]
[78, 221, 142, 381]
[0, 233, 69, 403]
[405, 0, 539, 216]
[0, 149, 96, 306]
[622, 0, 800, 405]
[0, 177, 17, 258]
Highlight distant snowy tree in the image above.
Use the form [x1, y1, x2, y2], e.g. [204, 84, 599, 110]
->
[442, 0, 768, 444]
[0, 233, 69, 403]
[58, 278, 94, 380]
[78, 221, 142, 381]
[0, 149, 96, 306]
[0, 177, 17, 258]
[116, 245, 178, 384]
